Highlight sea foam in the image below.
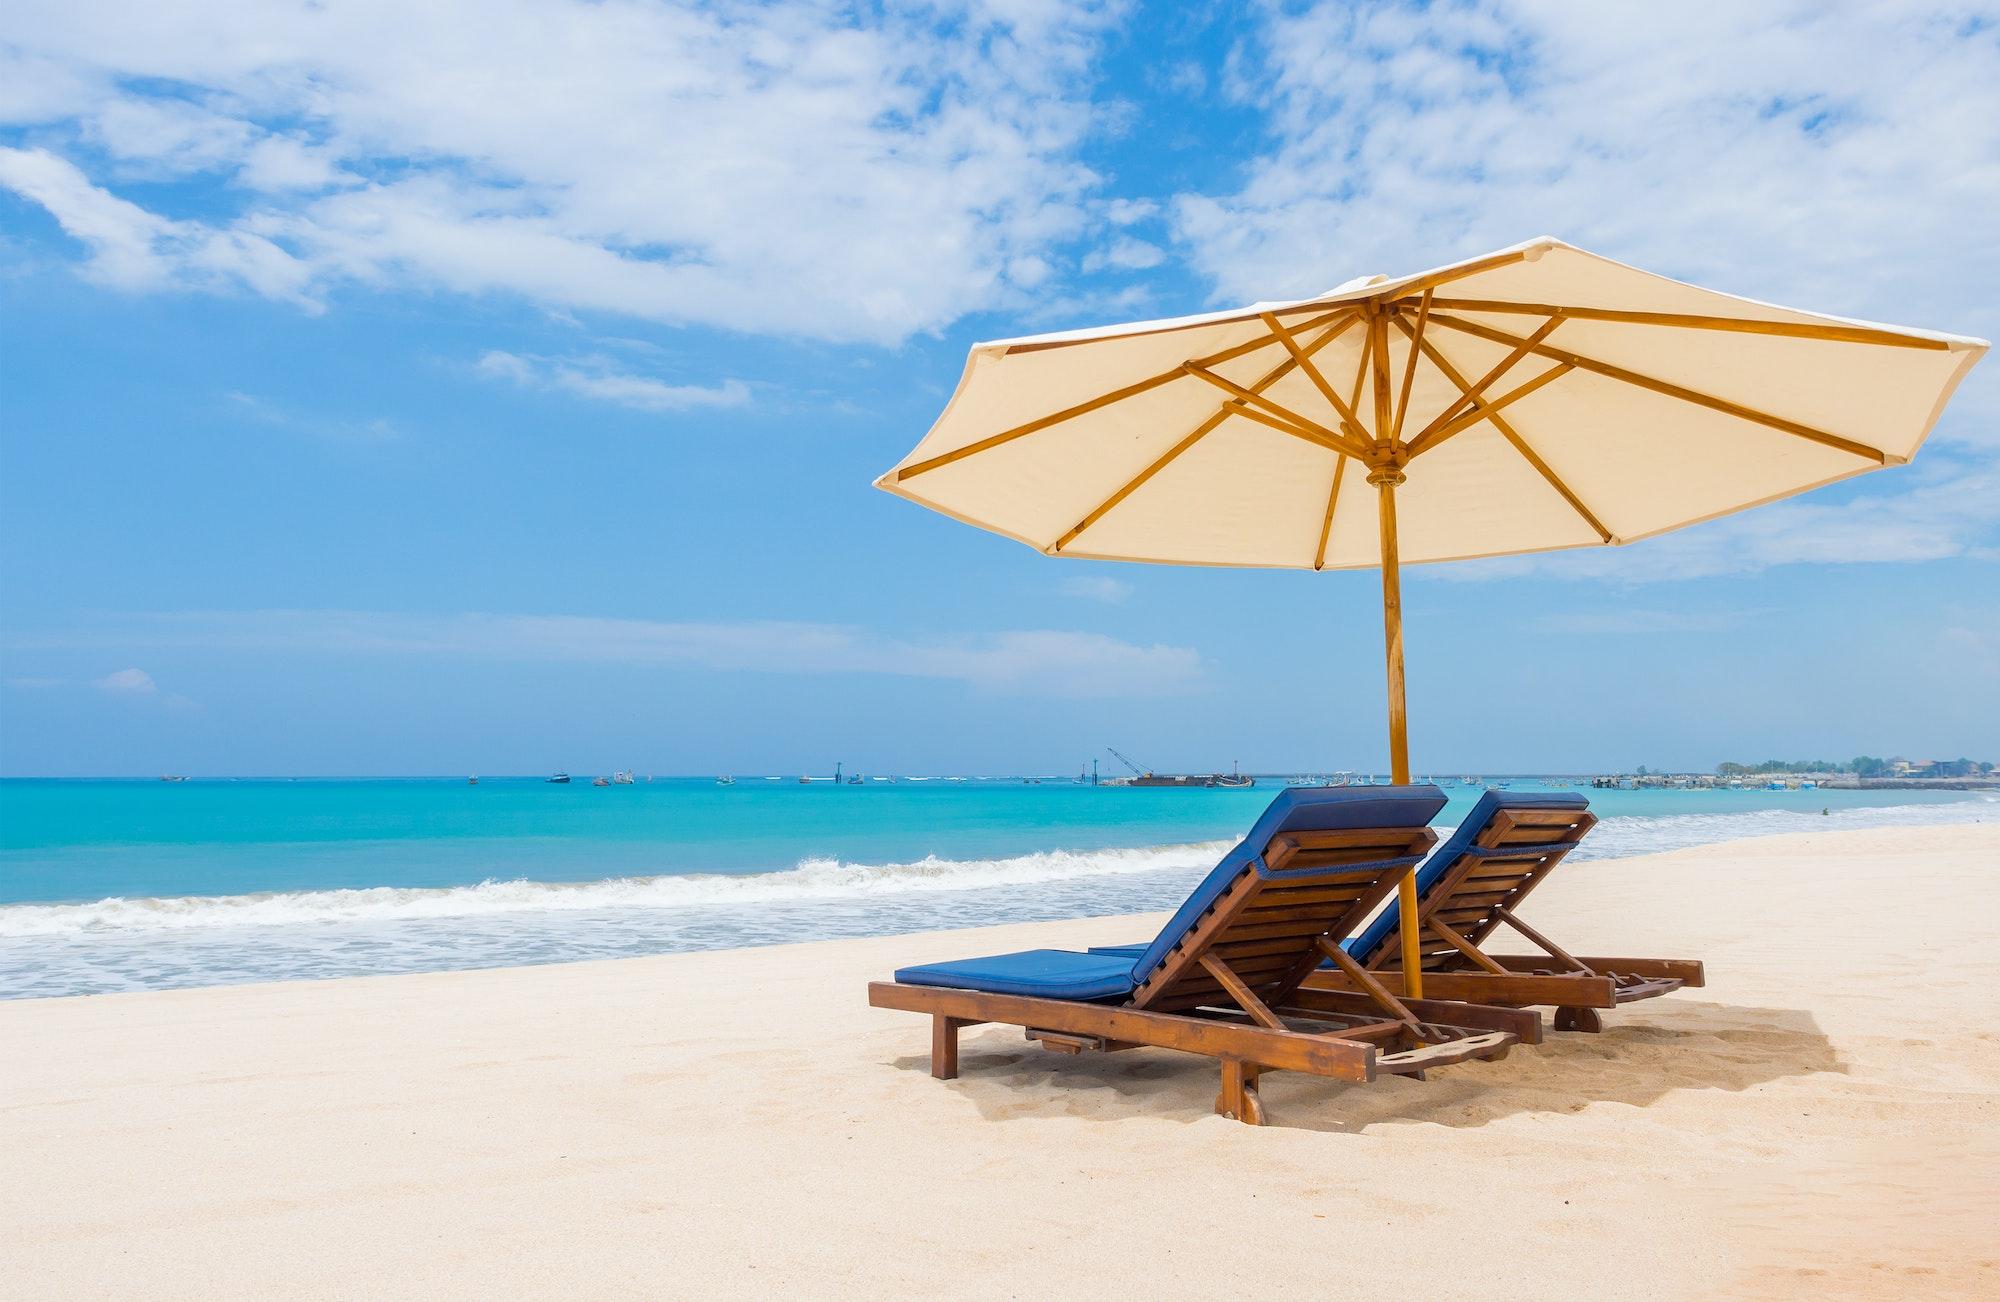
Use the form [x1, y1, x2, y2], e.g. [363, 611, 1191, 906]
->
[2, 797, 1988, 942]
[2, 799, 1989, 1001]
[0, 840, 1232, 937]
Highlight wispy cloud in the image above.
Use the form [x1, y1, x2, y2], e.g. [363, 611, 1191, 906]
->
[1081, 236, 1165, 273]
[93, 666, 157, 694]
[1056, 575, 1134, 604]
[6, 666, 197, 707]
[10, 611, 1202, 699]
[0, 146, 316, 303]
[0, 2, 1125, 344]
[224, 390, 396, 442]
[475, 351, 749, 413]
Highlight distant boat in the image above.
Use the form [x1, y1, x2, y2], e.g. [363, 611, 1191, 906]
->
[159, 775, 189, 783]
[716, 776, 735, 786]
[547, 772, 571, 784]
[847, 774, 864, 785]
[592, 776, 612, 787]
[468, 776, 479, 786]
[611, 770, 635, 785]
[1209, 761, 1254, 789]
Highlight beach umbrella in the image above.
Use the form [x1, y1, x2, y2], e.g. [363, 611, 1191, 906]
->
[875, 237, 1986, 994]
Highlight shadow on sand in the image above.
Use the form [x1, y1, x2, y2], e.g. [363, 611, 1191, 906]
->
[888, 999, 1843, 1133]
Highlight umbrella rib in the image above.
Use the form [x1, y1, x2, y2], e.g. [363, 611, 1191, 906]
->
[1371, 244, 1546, 303]
[893, 310, 1351, 482]
[1426, 313, 1892, 464]
[1368, 310, 1395, 445]
[1221, 399, 1359, 454]
[1418, 299, 1954, 351]
[1048, 412, 1229, 554]
[1257, 312, 1373, 449]
[1407, 316, 1564, 453]
[1313, 450, 1349, 570]
[1401, 319, 1614, 543]
[1347, 331, 1371, 418]
[1051, 318, 1352, 553]
[1390, 290, 1432, 443]
[1317, 332, 1371, 569]
[1189, 309, 1358, 371]
[1182, 365, 1372, 458]
[1406, 360, 1575, 459]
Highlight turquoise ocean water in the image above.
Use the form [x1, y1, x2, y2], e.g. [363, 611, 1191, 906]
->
[1, 776, 1990, 999]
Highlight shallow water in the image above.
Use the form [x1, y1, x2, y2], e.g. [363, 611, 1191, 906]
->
[2, 777, 1989, 998]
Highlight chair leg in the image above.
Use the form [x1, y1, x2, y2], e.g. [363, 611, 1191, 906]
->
[1554, 1005, 1602, 1034]
[1215, 1060, 1265, 1126]
[932, 1014, 965, 1079]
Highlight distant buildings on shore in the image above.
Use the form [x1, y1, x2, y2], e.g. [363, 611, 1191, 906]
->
[1584, 755, 1998, 792]
[1714, 755, 1994, 780]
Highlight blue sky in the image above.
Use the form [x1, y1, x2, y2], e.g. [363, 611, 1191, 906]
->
[2, 0, 1996, 776]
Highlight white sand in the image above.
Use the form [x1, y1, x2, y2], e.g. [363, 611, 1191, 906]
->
[2, 823, 1996, 1300]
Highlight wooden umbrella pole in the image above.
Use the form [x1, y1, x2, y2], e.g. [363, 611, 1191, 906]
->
[1372, 465, 1423, 998]
[1366, 302, 1424, 998]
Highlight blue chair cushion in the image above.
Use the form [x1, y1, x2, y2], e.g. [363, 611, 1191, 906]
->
[893, 949, 1137, 1000]
[1085, 943, 1148, 958]
[1346, 789, 1590, 965]
[1125, 785, 1447, 986]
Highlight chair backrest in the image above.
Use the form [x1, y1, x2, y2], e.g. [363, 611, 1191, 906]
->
[1349, 790, 1595, 971]
[1127, 786, 1447, 1014]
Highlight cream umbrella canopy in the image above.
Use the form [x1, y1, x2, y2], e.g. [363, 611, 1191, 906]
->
[875, 237, 1986, 993]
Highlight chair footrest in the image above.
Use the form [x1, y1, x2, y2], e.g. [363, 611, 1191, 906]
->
[1611, 975, 1685, 1003]
[1375, 1029, 1516, 1075]
[1026, 1028, 1104, 1054]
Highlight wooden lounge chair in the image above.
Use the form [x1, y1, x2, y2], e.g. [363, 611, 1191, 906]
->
[1302, 790, 1704, 1031]
[869, 787, 1538, 1126]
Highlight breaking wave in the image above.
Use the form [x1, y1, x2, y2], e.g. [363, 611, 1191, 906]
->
[0, 840, 1233, 937]
[2, 797, 1989, 945]
[1, 797, 1989, 999]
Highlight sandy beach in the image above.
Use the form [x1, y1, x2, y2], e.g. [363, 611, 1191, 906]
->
[2, 822, 1995, 1300]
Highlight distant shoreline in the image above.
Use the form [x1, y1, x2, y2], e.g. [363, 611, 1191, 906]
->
[5, 773, 1996, 787]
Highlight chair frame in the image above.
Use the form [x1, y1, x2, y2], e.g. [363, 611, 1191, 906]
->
[871, 822, 1540, 1125]
[1304, 806, 1703, 1031]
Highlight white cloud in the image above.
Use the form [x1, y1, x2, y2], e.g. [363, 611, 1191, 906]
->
[0, 145, 316, 301]
[1178, 2, 2000, 447]
[86, 666, 197, 708]
[16, 611, 1203, 699]
[94, 667, 157, 694]
[1080, 235, 1165, 273]
[1057, 575, 1134, 604]
[0, 0, 1126, 344]
[475, 351, 749, 413]
[1103, 197, 1159, 226]
[224, 390, 397, 441]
